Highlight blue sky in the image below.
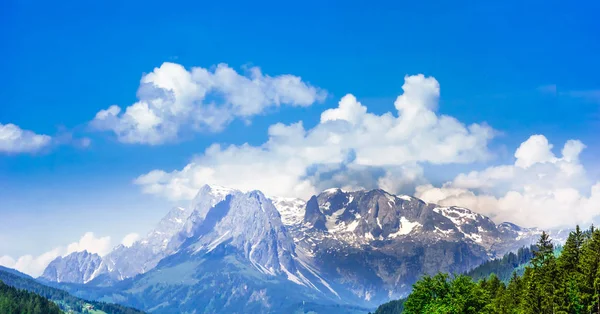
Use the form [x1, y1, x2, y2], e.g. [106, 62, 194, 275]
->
[1, 0, 599, 275]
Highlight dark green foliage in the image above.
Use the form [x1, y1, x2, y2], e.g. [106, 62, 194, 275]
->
[0, 280, 62, 314]
[375, 225, 600, 314]
[467, 245, 535, 282]
[0, 268, 144, 314]
[373, 298, 405, 314]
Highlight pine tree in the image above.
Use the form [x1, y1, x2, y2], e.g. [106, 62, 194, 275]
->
[532, 231, 554, 268]
[560, 226, 584, 271]
[581, 228, 600, 313]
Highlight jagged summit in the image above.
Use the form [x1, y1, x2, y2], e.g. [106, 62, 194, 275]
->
[40, 251, 102, 284]
[296, 188, 502, 245]
[182, 189, 298, 275]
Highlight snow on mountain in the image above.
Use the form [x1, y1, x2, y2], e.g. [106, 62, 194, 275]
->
[97, 184, 238, 282]
[497, 221, 570, 244]
[40, 184, 561, 308]
[279, 188, 553, 302]
[184, 190, 298, 274]
[41, 184, 240, 284]
[40, 251, 102, 284]
[269, 196, 306, 226]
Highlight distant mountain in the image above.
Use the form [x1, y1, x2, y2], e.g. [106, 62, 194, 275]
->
[40, 184, 565, 313]
[0, 266, 144, 314]
[41, 250, 102, 284]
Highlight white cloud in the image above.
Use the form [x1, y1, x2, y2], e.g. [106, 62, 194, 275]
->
[91, 62, 327, 144]
[65, 232, 112, 256]
[514, 134, 557, 168]
[0, 123, 51, 153]
[416, 135, 599, 229]
[135, 74, 495, 200]
[0, 232, 112, 277]
[121, 233, 140, 247]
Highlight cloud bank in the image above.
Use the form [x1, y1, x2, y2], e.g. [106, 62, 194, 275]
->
[134, 74, 496, 200]
[415, 135, 599, 229]
[0, 123, 51, 153]
[133, 73, 599, 230]
[91, 62, 327, 144]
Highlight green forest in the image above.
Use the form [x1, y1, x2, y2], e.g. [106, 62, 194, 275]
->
[0, 268, 144, 314]
[466, 245, 535, 282]
[0, 280, 62, 314]
[375, 225, 600, 314]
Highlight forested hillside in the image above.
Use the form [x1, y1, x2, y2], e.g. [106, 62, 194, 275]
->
[0, 268, 143, 314]
[374, 225, 600, 313]
[465, 245, 535, 283]
[0, 280, 62, 314]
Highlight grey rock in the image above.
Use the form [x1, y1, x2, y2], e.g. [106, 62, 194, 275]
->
[40, 251, 102, 284]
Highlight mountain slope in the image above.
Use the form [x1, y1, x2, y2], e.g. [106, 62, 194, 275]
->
[466, 245, 535, 282]
[0, 280, 62, 314]
[283, 188, 545, 304]
[41, 251, 102, 284]
[0, 267, 144, 314]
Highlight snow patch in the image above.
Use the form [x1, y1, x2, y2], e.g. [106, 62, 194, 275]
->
[207, 184, 235, 199]
[346, 220, 360, 232]
[389, 217, 421, 238]
[326, 206, 347, 232]
[386, 194, 397, 205]
[280, 263, 306, 286]
[465, 232, 483, 243]
[296, 258, 340, 298]
[435, 227, 454, 236]
[206, 231, 231, 252]
[398, 195, 412, 201]
[270, 197, 306, 226]
[435, 206, 479, 226]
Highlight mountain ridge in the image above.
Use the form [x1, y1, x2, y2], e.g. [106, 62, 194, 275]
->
[39, 184, 564, 312]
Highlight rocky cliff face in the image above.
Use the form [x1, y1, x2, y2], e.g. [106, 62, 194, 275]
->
[40, 251, 102, 284]
[285, 188, 496, 301]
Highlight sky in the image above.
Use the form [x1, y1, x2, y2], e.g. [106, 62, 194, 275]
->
[1, 0, 599, 276]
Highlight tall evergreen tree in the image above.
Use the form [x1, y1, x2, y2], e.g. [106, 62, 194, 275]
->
[560, 226, 584, 272]
[581, 229, 600, 313]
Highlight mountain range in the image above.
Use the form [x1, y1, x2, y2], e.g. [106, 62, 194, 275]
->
[37, 184, 564, 313]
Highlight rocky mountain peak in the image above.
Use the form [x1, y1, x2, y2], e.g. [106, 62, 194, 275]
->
[183, 189, 298, 275]
[269, 196, 306, 225]
[40, 251, 102, 284]
[302, 188, 437, 241]
[304, 195, 327, 230]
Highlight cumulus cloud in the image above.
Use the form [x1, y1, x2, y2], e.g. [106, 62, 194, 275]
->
[121, 233, 140, 247]
[0, 232, 112, 277]
[0, 123, 52, 153]
[416, 135, 599, 229]
[65, 232, 112, 256]
[134, 74, 495, 200]
[90, 62, 327, 144]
